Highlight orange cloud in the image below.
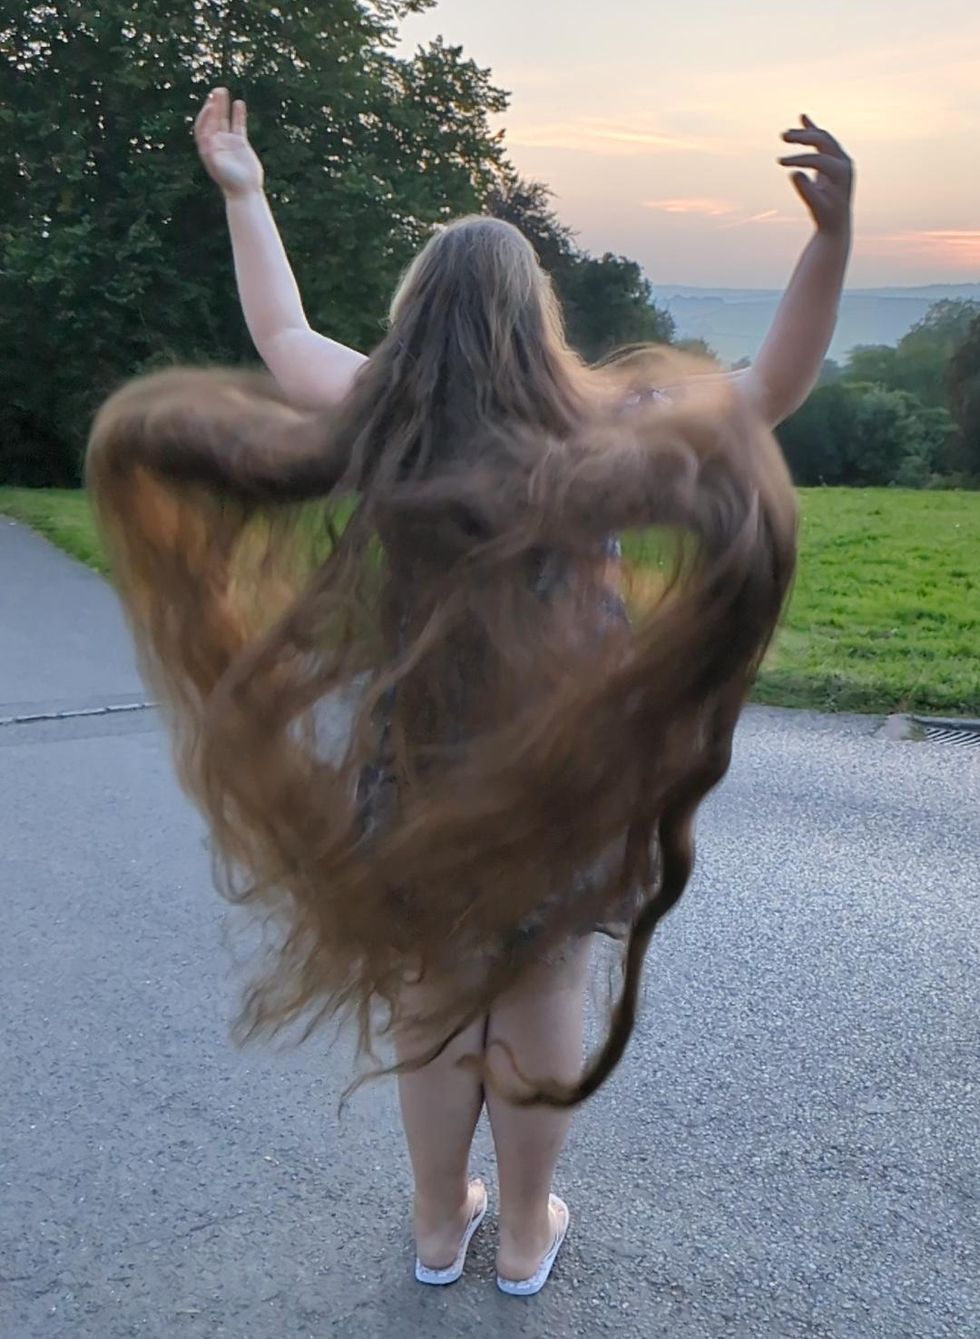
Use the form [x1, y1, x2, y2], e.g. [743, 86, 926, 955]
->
[874, 230, 980, 266]
[643, 197, 735, 216]
[715, 209, 800, 231]
[505, 119, 725, 157]
[643, 203, 801, 231]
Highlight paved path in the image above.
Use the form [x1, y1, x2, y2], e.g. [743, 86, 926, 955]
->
[0, 520, 144, 716]
[1, 519, 977, 1339]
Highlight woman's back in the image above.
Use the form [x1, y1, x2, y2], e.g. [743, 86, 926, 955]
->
[77, 94, 855, 1291]
[86, 218, 798, 1105]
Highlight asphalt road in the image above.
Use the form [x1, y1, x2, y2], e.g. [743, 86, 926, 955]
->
[1, 518, 977, 1339]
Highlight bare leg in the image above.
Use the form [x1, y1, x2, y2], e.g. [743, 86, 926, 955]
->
[396, 986, 487, 1270]
[485, 937, 593, 1281]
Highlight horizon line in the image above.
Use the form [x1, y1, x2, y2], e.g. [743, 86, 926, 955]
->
[651, 280, 980, 295]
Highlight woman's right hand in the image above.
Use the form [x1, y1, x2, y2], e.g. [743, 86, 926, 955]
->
[194, 87, 264, 198]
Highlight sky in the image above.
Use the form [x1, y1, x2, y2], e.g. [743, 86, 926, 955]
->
[399, 0, 980, 289]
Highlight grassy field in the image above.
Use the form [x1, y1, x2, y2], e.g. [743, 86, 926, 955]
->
[750, 490, 977, 715]
[1, 487, 108, 573]
[2, 485, 978, 716]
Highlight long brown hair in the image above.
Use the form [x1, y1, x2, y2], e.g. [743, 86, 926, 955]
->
[86, 215, 798, 1106]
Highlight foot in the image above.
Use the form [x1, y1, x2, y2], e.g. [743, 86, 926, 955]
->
[415, 1178, 487, 1275]
[497, 1194, 570, 1293]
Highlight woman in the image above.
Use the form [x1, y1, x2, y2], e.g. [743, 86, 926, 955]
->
[87, 90, 852, 1294]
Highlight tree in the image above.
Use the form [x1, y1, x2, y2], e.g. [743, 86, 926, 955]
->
[841, 344, 897, 389]
[892, 299, 979, 408]
[0, 1, 507, 484]
[848, 387, 938, 486]
[561, 254, 675, 362]
[487, 175, 674, 361]
[841, 302, 980, 412]
[3, 5, 678, 485]
[947, 311, 980, 477]
[835, 301, 979, 481]
[890, 403, 955, 487]
[777, 380, 953, 487]
[777, 381, 859, 484]
[485, 174, 575, 275]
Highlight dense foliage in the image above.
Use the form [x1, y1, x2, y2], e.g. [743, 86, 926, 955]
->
[777, 299, 979, 487]
[1, 1, 674, 485]
[4, 4, 975, 488]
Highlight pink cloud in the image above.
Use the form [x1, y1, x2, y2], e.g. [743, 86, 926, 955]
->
[643, 197, 735, 216]
[714, 209, 800, 231]
[871, 230, 980, 266]
[642, 202, 801, 231]
[505, 119, 725, 156]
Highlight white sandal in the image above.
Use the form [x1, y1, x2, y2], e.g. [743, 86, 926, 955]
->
[496, 1195, 570, 1297]
[414, 1179, 489, 1286]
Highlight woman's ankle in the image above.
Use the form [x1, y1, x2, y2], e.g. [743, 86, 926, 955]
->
[413, 1176, 471, 1234]
[414, 1178, 482, 1270]
[497, 1195, 555, 1271]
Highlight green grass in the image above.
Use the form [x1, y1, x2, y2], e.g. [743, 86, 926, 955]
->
[754, 489, 979, 716]
[3, 485, 978, 717]
[0, 487, 109, 573]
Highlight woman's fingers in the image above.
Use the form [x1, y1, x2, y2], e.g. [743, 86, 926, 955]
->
[783, 119, 848, 159]
[789, 171, 822, 213]
[778, 151, 850, 182]
[780, 115, 853, 231]
[782, 128, 846, 156]
[206, 87, 229, 132]
[193, 92, 215, 140]
[195, 88, 246, 141]
[194, 89, 249, 160]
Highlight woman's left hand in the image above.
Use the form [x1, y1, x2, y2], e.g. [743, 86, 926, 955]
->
[779, 115, 853, 239]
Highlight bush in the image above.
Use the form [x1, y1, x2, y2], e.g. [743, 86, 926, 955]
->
[777, 381, 955, 488]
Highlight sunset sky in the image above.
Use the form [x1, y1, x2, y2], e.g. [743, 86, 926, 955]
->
[401, 0, 980, 289]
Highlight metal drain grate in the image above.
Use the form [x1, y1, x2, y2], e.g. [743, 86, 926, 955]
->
[913, 718, 980, 749]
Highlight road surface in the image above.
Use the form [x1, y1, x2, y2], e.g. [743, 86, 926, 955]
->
[1, 518, 977, 1338]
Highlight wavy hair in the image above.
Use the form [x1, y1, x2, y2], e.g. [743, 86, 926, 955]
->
[86, 215, 798, 1105]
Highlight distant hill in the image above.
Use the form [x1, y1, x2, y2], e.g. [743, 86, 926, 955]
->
[653, 283, 980, 366]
